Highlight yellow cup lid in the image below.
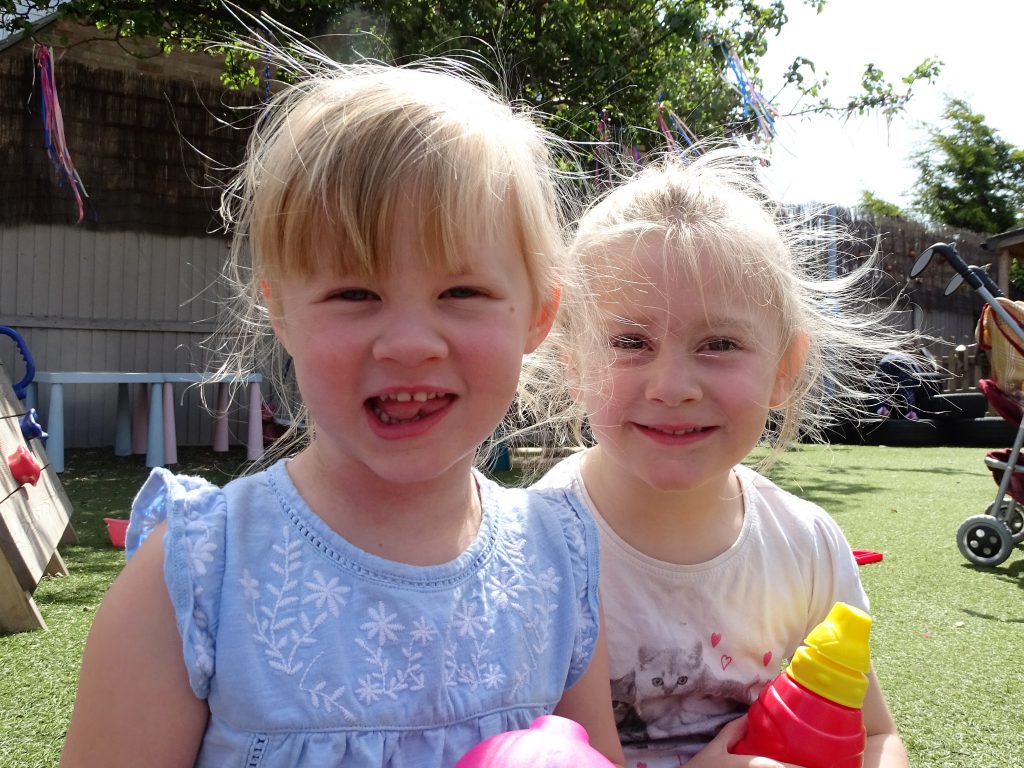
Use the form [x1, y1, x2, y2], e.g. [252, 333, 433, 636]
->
[786, 602, 872, 709]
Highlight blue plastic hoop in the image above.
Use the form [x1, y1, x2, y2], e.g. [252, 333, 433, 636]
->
[0, 326, 36, 400]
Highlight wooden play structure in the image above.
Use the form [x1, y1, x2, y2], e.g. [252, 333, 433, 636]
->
[0, 335, 76, 633]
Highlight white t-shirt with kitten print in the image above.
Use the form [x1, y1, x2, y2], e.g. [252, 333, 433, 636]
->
[535, 450, 869, 767]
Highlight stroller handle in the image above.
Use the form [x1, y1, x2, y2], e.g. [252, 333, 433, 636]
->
[911, 242, 1002, 296]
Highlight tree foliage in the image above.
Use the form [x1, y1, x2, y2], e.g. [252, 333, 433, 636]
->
[857, 190, 903, 219]
[911, 97, 1024, 234]
[2, 1, 940, 147]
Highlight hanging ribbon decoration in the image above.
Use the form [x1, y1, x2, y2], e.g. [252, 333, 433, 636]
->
[34, 45, 88, 223]
[721, 44, 778, 144]
[594, 108, 614, 183]
[656, 98, 701, 156]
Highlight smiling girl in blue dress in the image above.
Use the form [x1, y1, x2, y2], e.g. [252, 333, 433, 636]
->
[60, 52, 624, 768]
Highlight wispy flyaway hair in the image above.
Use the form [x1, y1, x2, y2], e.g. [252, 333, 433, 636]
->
[208, 28, 572, 461]
[526, 147, 923, 470]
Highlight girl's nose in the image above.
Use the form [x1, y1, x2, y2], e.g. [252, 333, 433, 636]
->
[372, 309, 448, 366]
[644, 350, 702, 405]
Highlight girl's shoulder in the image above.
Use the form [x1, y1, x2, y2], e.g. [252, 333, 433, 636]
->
[736, 463, 856, 550]
[529, 449, 586, 493]
[477, 466, 595, 555]
[736, 463, 832, 522]
[126, 468, 226, 559]
[126, 465, 278, 559]
[736, 464, 862, 569]
[124, 464, 279, 698]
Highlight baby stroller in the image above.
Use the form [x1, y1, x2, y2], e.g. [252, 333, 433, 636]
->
[910, 243, 1024, 566]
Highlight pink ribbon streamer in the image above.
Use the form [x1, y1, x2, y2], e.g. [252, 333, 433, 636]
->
[35, 45, 88, 223]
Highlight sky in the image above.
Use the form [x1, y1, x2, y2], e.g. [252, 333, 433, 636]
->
[756, 0, 1024, 209]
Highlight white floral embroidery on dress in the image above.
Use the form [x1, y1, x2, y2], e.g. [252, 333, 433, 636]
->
[183, 498, 216, 677]
[240, 511, 571, 715]
[241, 526, 356, 717]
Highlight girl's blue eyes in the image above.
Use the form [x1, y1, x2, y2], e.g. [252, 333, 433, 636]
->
[330, 287, 483, 301]
[441, 286, 482, 299]
[611, 335, 648, 350]
[334, 288, 377, 301]
[704, 338, 740, 352]
[609, 335, 742, 353]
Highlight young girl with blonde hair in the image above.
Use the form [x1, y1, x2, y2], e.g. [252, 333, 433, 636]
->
[534, 149, 911, 768]
[61, 50, 624, 768]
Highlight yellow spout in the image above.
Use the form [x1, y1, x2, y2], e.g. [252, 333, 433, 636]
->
[785, 602, 871, 710]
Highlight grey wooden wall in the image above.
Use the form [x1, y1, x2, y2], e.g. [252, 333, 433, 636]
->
[0, 223, 259, 450]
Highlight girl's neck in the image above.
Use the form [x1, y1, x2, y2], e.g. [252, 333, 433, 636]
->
[580, 446, 744, 566]
[285, 443, 482, 567]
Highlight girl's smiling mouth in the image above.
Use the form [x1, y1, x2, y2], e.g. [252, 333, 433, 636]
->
[633, 422, 716, 443]
[368, 391, 454, 425]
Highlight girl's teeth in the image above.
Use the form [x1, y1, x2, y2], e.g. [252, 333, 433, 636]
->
[380, 392, 439, 402]
[374, 408, 424, 425]
[371, 392, 446, 424]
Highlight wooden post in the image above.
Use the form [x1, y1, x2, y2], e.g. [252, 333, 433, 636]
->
[998, 248, 1011, 297]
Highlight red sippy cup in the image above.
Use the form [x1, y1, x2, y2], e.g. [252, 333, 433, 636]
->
[730, 602, 872, 768]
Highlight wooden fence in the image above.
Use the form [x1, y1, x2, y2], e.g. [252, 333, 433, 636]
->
[0, 223, 255, 451]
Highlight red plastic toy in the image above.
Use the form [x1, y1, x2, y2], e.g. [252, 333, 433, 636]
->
[454, 715, 614, 768]
[7, 445, 42, 486]
[731, 602, 871, 768]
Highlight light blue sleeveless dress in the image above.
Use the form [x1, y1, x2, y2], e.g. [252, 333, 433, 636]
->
[126, 460, 599, 767]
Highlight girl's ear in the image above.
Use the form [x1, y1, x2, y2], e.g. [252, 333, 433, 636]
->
[261, 279, 290, 352]
[770, 329, 809, 408]
[524, 285, 561, 353]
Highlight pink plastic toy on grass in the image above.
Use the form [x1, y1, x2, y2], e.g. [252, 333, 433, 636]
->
[454, 715, 614, 768]
[731, 602, 872, 768]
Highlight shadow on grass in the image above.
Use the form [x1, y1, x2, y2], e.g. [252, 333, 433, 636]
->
[960, 607, 1024, 623]
[769, 478, 884, 515]
[957, 557, 1024, 590]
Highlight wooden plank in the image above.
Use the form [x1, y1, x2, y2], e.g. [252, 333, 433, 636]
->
[0, 423, 67, 589]
[62, 225, 82, 319]
[0, 363, 22, 418]
[0, 227, 18, 314]
[31, 225, 51, 319]
[44, 549, 68, 578]
[27, 430, 77, 545]
[0, 547, 46, 633]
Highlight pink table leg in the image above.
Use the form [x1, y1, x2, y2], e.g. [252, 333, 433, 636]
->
[213, 382, 229, 452]
[132, 384, 149, 455]
[163, 381, 178, 465]
[247, 381, 264, 461]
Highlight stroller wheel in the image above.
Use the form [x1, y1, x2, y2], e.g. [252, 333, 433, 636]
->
[957, 515, 1015, 567]
[986, 500, 1024, 544]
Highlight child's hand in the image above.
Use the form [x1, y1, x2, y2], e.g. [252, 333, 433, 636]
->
[683, 717, 803, 768]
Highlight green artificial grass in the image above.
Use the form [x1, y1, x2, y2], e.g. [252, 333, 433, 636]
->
[2, 444, 1022, 767]
[767, 444, 1024, 768]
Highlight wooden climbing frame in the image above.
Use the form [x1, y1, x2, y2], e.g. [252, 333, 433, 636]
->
[0, 357, 76, 633]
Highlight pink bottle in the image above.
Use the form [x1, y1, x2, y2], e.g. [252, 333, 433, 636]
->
[454, 715, 614, 768]
[731, 602, 872, 768]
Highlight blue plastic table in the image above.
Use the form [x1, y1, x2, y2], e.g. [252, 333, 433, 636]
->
[26, 372, 263, 472]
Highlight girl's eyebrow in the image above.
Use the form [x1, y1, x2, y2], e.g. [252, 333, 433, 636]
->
[607, 309, 761, 335]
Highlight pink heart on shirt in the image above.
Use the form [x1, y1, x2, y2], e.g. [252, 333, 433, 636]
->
[710, 632, 722, 647]
[720, 654, 733, 671]
[763, 651, 773, 667]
